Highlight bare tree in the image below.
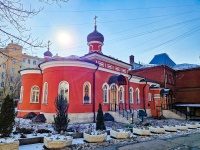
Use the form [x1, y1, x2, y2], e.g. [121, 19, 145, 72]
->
[0, 0, 68, 51]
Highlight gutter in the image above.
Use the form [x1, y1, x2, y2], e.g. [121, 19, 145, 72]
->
[142, 79, 148, 113]
[128, 74, 132, 110]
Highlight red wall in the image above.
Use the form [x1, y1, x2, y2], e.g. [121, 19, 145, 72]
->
[17, 73, 42, 117]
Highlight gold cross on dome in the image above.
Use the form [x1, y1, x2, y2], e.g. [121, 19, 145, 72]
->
[94, 15, 98, 29]
[47, 40, 51, 51]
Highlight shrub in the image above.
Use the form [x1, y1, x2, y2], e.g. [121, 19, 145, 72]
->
[0, 95, 15, 137]
[96, 103, 106, 130]
[53, 95, 70, 133]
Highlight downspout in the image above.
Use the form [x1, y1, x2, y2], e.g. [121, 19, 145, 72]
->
[164, 65, 166, 88]
[128, 74, 132, 111]
[93, 64, 99, 123]
[143, 79, 147, 113]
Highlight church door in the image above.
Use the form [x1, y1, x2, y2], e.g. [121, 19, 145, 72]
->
[110, 84, 118, 111]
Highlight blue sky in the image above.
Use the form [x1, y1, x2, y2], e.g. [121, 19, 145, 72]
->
[22, 0, 200, 65]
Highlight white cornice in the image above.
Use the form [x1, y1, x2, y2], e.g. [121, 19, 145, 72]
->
[40, 60, 97, 70]
[20, 70, 41, 75]
[87, 41, 103, 45]
[83, 53, 131, 69]
[98, 67, 128, 77]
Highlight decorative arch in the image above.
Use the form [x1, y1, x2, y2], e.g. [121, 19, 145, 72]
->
[19, 86, 24, 103]
[30, 86, 40, 103]
[83, 82, 91, 104]
[42, 82, 48, 104]
[136, 88, 140, 104]
[58, 81, 69, 101]
[119, 85, 125, 103]
[102, 83, 109, 103]
[129, 87, 134, 104]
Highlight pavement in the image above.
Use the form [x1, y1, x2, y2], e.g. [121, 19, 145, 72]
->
[93, 132, 200, 150]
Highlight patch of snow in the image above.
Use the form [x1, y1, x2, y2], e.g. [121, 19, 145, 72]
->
[173, 63, 200, 70]
[72, 138, 85, 144]
[19, 143, 43, 150]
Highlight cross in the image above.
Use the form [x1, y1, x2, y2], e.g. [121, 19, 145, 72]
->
[47, 40, 51, 51]
[94, 15, 98, 29]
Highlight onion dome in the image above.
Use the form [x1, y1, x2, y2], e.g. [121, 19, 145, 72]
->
[87, 29, 104, 43]
[44, 50, 53, 57]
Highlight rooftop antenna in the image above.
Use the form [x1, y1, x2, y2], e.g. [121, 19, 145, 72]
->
[47, 40, 51, 51]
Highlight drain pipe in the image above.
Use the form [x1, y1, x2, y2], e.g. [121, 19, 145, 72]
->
[128, 74, 132, 112]
[142, 79, 148, 113]
[93, 64, 99, 123]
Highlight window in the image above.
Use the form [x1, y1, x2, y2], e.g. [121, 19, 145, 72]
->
[12, 60, 16, 64]
[10, 77, 15, 82]
[83, 82, 91, 104]
[136, 88, 140, 104]
[30, 86, 39, 103]
[1, 72, 5, 79]
[0, 91, 3, 97]
[2, 64, 6, 69]
[13, 47, 17, 51]
[22, 58, 26, 63]
[119, 86, 124, 103]
[102, 83, 109, 103]
[148, 93, 151, 101]
[33, 60, 36, 65]
[10, 86, 14, 91]
[58, 81, 69, 101]
[19, 86, 24, 103]
[129, 87, 134, 104]
[28, 59, 30, 64]
[11, 68, 15, 74]
[1, 82, 4, 87]
[42, 82, 48, 104]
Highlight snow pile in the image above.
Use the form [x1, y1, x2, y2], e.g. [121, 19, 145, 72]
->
[173, 63, 200, 70]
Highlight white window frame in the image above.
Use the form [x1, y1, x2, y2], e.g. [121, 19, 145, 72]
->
[19, 86, 24, 103]
[33, 60, 36, 65]
[129, 87, 134, 104]
[42, 82, 48, 104]
[148, 93, 151, 101]
[30, 86, 40, 103]
[102, 83, 109, 103]
[83, 81, 91, 104]
[119, 85, 124, 103]
[136, 88, 140, 104]
[58, 81, 69, 102]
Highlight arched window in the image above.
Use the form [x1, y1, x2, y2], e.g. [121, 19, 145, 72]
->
[119, 86, 124, 103]
[102, 83, 109, 103]
[58, 81, 69, 101]
[30, 86, 39, 103]
[19, 86, 24, 103]
[83, 82, 91, 104]
[129, 87, 134, 104]
[136, 88, 140, 104]
[42, 82, 48, 104]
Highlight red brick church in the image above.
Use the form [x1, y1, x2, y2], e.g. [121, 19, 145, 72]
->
[17, 22, 164, 123]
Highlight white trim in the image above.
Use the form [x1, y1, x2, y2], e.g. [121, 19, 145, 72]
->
[136, 88, 140, 104]
[98, 67, 129, 77]
[40, 60, 97, 70]
[129, 87, 134, 104]
[42, 82, 48, 104]
[83, 81, 91, 104]
[87, 41, 103, 45]
[19, 86, 24, 103]
[119, 85, 125, 103]
[58, 81, 69, 102]
[17, 110, 40, 112]
[20, 70, 41, 75]
[102, 83, 109, 103]
[83, 53, 131, 69]
[30, 85, 40, 103]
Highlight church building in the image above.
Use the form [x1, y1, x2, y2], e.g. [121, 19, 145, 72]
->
[17, 21, 161, 123]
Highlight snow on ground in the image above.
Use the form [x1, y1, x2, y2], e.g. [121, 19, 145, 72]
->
[19, 143, 44, 150]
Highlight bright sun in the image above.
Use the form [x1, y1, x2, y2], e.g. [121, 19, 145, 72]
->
[56, 31, 71, 46]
